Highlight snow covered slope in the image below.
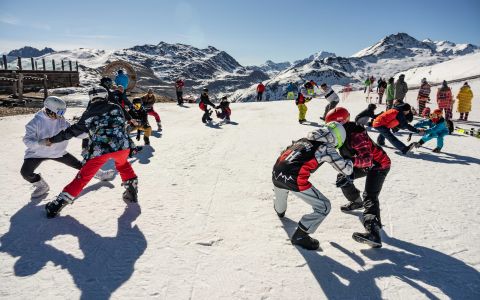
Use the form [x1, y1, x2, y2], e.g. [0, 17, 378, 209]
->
[395, 51, 480, 86]
[1, 80, 479, 299]
[233, 33, 479, 102]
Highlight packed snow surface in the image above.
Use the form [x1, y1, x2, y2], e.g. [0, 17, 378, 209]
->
[0, 82, 479, 299]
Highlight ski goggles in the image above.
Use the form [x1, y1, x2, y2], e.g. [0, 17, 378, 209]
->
[327, 122, 344, 149]
[46, 108, 66, 118]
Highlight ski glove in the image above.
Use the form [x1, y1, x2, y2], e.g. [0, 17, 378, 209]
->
[336, 173, 354, 188]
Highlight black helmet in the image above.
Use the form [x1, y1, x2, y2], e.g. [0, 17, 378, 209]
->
[100, 77, 113, 88]
[132, 98, 142, 105]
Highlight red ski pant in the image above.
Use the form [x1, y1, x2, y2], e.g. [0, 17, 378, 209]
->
[63, 149, 136, 198]
[147, 108, 161, 122]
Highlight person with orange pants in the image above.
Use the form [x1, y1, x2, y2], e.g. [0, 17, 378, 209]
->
[42, 86, 138, 218]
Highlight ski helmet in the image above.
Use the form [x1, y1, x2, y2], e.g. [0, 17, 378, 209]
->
[88, 86, 108, 102]
[132, 98, 142, 109]
[44, 96, 66, 118]
[325, 107, 350, 124]
[326, 121, 347, 149]
[100, 77, 113, 88]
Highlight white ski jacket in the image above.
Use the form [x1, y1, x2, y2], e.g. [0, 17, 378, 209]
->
[318, 87, 340, 103]
[23, 110, 72, 159]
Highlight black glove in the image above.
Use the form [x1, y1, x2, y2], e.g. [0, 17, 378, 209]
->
[336, 173, 354, 188]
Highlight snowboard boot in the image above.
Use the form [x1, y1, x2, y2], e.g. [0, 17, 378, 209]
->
[432, 147, 442, 153]
[157, 121, 162, 132]
[31, 175, 50, 198]
[291, 225, 319, 250]
[45, 192, 73, 218]
[352, 222, 382, 248]
[122, 177, 138, 203]
[144, 136, 150, 145]
[340, 197, 363, 212]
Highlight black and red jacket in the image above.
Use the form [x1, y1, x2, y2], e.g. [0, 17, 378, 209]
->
[272, 138, 323, 192]
[340, 122, 391, 170]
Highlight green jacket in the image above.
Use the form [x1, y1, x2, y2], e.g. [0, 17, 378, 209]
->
[386, 83, 395, 101]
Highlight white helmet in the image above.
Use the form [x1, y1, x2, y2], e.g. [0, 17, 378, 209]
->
[326, 121, 346, 148]
[88, 86, 108, 102]
[44, 96, 66, 118]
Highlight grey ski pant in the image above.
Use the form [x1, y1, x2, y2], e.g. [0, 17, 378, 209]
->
[273, 185, 331, 233]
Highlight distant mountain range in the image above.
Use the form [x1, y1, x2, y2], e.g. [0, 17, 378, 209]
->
[7, 46, 55, 58]
[6, 33, 478, 101]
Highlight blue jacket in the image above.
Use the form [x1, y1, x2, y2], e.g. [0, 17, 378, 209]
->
[414, 118, 449, 137]
[286, 83, 296, 93]
[115, 73, 129, 90]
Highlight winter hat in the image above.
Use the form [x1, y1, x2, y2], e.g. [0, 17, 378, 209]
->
[399, 74, 405, 78]
[117, 69, 124, 74]
[464, 82, 469, 86]
[203, 88, 209, 92]
[442, 80, 448, 87]
[421, 78, 427, 83]
[388, 77, 394, 84]
[147, 88, 153, 93]
[368, 103, 377, 111]
[401, 103, 411, 112]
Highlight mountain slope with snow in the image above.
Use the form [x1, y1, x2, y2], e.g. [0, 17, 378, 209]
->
[1, 80, 479, 299]
[232, 33, 479, 102]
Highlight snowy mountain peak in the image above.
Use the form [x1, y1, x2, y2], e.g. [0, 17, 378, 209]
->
[7, 46, 55, 57]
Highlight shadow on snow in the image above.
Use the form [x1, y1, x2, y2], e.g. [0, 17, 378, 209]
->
[0, 197, 147, 300]
[280, 217, 480, 300]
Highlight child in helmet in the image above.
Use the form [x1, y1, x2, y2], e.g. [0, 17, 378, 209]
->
[296, 92, 311, 124]
[42, 86, 138, 218]
[215, 96, 232, 123]
[199, 88, 216, 123]
[21, 96, 114, 198]
[272, 122, 353, 250]
[325, 107, 391, 248]
[128, 98, 152, 145]
[412, 109, 449, 153]
[141, 88, 162, 131]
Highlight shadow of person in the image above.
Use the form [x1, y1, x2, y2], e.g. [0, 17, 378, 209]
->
[205, 122, 222, 129]
[151, 131, 162, 138]
[0, 198, 147, 300]
[129, 145, 155, 165]
[279, 217, 480, 299]
[408, 148, 480, 165]
[301, 121, 322, 128]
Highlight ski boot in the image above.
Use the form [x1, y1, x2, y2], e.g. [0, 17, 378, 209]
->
[122, 177, 138, 203]
[31, 175, 50, 198]
[352, 221, 382, 248]
[432, 147, 442, 153]
[136, 130, 141, 141]
[157, 121, 162, 132]
[340, 197, 363, 212]
[291, 225, 319, 250]
[45, 192, 73, 218]
[144, 136, 150, 145]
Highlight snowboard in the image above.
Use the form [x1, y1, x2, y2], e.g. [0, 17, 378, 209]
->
[455, 126, 480, 138]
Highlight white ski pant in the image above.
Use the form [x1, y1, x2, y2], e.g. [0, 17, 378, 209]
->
[273, 185, 331, 234]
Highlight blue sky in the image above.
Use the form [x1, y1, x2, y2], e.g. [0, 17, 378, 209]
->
[1, 0, 479, 65]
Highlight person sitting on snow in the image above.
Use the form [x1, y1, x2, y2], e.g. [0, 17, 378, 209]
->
[21, 96, 114, 198]
[412, 108, 449, 153]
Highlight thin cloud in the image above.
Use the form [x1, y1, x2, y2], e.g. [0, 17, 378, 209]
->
[0, 15, 20, 25]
